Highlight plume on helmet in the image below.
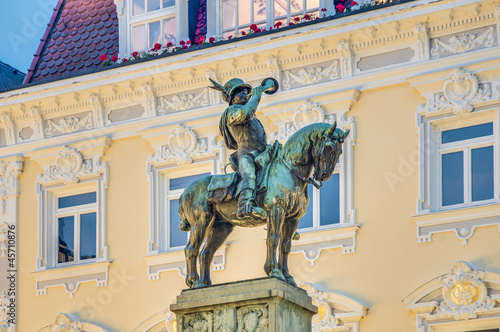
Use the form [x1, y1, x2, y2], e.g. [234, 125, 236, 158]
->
[209, 78, 229, 101]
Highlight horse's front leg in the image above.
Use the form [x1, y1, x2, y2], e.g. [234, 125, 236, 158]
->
[265, 205, 285, 281]
[279, 218, 299, 287]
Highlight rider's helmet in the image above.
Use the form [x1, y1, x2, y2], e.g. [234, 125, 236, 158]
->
[222, 78, 252, 105]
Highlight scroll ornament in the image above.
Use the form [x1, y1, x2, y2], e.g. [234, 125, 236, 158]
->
[419, 69, 493, 115]
[158, 90, 209, 114]
[42, 146, 94, 184]
[431, 26, 495, 59]
[436, 261, 494, 320]
[283, 62, 339, 90]
[152, 125, 208, 165]
[46, 114, 93, 137]
[49, 313, 83, 332]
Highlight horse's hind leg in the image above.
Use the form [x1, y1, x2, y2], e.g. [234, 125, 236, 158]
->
[279, 218, 299, 287]
[199, 221, 234, 286]
[184, 222, 209, 288]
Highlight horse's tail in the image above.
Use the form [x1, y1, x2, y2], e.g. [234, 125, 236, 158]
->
[178, 198, 191, 232]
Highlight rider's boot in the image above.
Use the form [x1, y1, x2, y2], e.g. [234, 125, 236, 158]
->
[236, 188, 267, 221]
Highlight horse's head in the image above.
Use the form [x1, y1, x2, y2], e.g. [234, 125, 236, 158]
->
[312, 122, 350, 182]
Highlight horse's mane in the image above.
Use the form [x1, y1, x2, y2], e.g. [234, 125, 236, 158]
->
[278, 123, 331, 166]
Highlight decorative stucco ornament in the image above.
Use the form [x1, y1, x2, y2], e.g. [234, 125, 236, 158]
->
[158, 90, 209, 114]
[0, 291, 13, 332]
[142, 82, 158, 117]
[0, 222, 9, 259]
[45, 146, 92, 184]
[49, 313, 83, 332]
[435, 69, 491, 114]
[162, 125, 207, 165]
[283, 61, 339, 90]
[294, 100, 325, 129]
[431, 26, 495, 59]
[0, 160, 23, 214]
[436, 261, 494, 320]
[46, 114, 93, 137]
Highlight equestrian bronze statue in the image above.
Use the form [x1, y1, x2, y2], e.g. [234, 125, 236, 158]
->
[178, 77, 349, 289]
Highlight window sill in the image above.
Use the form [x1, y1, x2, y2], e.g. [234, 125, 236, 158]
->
[32, 260, 111, 298]
[412, 203, 500, 244]
[290, 224, 359, 265]
[143, 243, 229, 280]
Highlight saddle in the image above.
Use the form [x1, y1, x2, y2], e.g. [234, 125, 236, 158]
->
[207, 141, 282, 203]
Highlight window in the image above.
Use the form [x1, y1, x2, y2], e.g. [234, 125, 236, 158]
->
[56, 192, 97, 265]
[130, 0, 177, 51]
[221, 0, 320, 37]
[440, 123, 495, 209]
[31, 142, 110, 296]
[298, 171, 340, 230]
[165, 173, 210, 250]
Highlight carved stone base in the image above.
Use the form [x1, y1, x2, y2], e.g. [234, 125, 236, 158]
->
[170, 277, 318, 332]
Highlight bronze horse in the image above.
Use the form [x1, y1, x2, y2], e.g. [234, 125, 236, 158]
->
[178, 122, 349, 288]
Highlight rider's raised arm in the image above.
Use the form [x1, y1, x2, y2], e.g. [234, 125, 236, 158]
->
[226, 86, 264, 125]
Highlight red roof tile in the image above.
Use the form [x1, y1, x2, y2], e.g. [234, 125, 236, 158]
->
[24, 0, 119, 84]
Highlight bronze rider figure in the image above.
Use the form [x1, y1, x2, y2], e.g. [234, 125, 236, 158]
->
[210, 78, 273, 222]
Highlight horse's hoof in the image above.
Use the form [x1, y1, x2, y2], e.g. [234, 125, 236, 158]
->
[269, 269, 285, 281]
[192, 280, 206, 289]
[285, 275, 297, 287]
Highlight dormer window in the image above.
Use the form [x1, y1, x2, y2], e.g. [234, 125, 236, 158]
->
[221, 0, 320, 37]
[130, 0, 177, 51]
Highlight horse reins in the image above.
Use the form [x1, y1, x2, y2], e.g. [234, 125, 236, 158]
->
[281, 159, 323, 190]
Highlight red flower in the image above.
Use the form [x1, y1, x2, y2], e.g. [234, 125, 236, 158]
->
[321, 7, 327, 11]
[166, 42, 173, 47]
[153, 43, 162, 50]
[289, 22, 294, 26]
[180, 40, 185, 45]
[304, 14, 310, 20]
[122, 58, 128, 62]
[254, 28, 261, 33]
[209, 37, 215, 43]
[262, 28, 267, 32]
[100, 54, 107, 61]
[336, 4, 345, 12]
[198, 37, 205, 44]
[228, 35, 233, 39]
[111, 55, 118, 61]
[294, 16, 300, 22]
[241, 31, 246, 36]
[132, 51, 138, 58]
[181, 45, 188, 49]
[351, 0, 358, 4]
[250, 23, 258, 30]
[274, 21, 282, 28]
[186, 40, 191, 45]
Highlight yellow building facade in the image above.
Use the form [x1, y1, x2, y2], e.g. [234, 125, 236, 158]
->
[1, 0, 500, 330]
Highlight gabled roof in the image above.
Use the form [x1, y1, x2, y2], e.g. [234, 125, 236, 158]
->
[24, 0, 119, 84]
[0, 61, 25, 90]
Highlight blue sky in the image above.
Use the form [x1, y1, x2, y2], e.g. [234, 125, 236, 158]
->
[0, 0, 58, 73]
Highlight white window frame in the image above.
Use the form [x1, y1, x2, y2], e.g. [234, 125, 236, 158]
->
[437, 119, 498, 211]
[420, 108, 500, 214]
[39, 180, 108, 270]
[54, 188, 99, 267]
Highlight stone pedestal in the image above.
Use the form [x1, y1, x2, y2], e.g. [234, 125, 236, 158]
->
[170, 277, 318, 332]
